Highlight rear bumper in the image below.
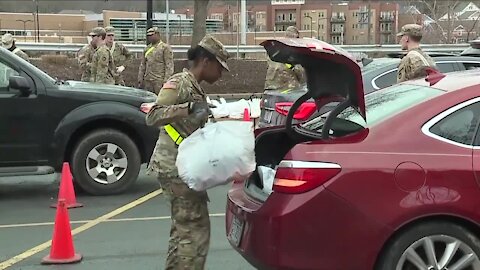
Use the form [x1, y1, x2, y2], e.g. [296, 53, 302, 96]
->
[226, 183, 391, 270]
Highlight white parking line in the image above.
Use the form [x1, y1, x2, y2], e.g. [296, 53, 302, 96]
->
[0, 213, 226, 229]
[0, 188, 163, 270]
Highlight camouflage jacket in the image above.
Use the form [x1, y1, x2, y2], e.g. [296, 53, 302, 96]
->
[397, 47, 437, 83]
[11, 47, 29, 62]
[90, 44, 116, 84]
[264, 58, 306, 90]
[138, 41, 174, 86]
[77, 44, 96, 82]
[109, 42, 133, 68]
[145, 68, 207, 177]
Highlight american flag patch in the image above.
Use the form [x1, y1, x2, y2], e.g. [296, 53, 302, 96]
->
[162, 80, 177, 89]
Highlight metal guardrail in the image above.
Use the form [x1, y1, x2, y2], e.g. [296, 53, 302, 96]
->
[16, 42, 471, 54]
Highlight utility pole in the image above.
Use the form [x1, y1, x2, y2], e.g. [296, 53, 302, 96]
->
[240, 0, 246, 45]
[367, 0, 371, 45]
[147, 0, 153, 31]
[166, 0, 170, 44]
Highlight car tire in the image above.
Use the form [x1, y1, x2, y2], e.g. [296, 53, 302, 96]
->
[71, 129, 141, 196]
[376, 221, 480, 270]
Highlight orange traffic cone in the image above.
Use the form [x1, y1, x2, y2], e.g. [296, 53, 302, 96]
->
[243, 107, 251, 122]
[42, 199, 83, 264]
[51, 162, 83, 209]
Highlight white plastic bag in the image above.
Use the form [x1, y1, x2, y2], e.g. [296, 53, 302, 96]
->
[258, 165, 276, 194]
[176, 121, 256, 191]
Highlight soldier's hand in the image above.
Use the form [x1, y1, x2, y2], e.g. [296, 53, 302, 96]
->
[188, 101, 216, 119]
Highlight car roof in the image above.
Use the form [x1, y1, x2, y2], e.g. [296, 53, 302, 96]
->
[404, 68, 480, 92]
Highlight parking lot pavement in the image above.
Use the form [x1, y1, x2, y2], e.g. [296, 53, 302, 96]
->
[0, 167, 255, 270]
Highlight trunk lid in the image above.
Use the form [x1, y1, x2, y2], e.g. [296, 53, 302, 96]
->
[245, 38, 367, 201]
[260, 38, 366, 121]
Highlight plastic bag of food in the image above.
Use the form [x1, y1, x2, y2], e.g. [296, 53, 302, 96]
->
[176, 121, 256, 191]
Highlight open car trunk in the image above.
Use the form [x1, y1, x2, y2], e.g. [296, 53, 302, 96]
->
[245, 38, 367, 201]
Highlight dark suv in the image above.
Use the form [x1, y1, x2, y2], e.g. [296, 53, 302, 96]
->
[0, 47, 158, 195]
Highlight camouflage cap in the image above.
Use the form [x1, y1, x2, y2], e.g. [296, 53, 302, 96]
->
[198, 35, 230, 71]
[105, 26, 115, 34]
[397, 24, 423, 38]
[1, 33, 14, 49]
[286, 26, 299, 38]
[89, 27, 106, 36]
[146, 27, 160, 36]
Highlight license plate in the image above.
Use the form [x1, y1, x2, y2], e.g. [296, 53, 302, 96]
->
[263, 111, 273, 123]
[228, 215, 244, 247]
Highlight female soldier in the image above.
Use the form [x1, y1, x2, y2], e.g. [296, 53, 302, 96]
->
[145, 35, 230, 269]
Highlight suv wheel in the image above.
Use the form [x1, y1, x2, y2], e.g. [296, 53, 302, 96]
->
[71, 129, 141, 195]
[376, 221, 480, 270]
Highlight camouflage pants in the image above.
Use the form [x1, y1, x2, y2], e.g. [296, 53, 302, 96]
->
[115, 75, 125, 86]
[159, 177, 210, 270]
[144, 80, 163, 95]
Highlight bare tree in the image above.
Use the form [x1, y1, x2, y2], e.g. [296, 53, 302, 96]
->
[466, 11, 480, 41]
[191, 0, 210, 47]
[406, 0, 460, 43]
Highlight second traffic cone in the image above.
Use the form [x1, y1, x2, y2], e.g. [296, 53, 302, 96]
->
[42, 199, 83, 264]
[51, 162, 83, 209]
[243, 107, 251, 122]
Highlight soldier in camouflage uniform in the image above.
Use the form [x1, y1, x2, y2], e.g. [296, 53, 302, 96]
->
[397, 24, 437, 83]
[138, 27, 174, 94]
[89, 27, 116, 84]
[1, 33, 29, 62]
[105, 26, 133, 86]
[264, 26, 306, 91]
[145, 35, 229, 270]
[77, 28, 102, 82]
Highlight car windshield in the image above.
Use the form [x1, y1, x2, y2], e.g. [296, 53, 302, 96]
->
[361, 58, 399, 74]
[302, 84, 444, 130]
[4, 49, 56, 85]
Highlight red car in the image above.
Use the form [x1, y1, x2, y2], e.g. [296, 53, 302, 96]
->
[226, 38, 480, 270]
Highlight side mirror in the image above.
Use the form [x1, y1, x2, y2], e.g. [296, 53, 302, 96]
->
[9, 75, 31, 96]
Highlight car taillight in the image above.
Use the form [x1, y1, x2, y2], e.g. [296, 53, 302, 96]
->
[275, 102, 316, 121]
[140, 102, 155, 114]
[273, 161, 341, 194]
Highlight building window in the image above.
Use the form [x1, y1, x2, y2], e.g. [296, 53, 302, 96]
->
[290, 13, 293, 21]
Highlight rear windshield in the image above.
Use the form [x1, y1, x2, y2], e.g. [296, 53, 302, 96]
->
[302, 84, 444, 130]
[339, 84, 444, 127]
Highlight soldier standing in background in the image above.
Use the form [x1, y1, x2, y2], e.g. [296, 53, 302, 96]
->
[397, 24, 437, 83]
[90, 27, 116, 85]
[105, 26, 133, 86]
[137, 27, 174, 94]
[77, 28, 101, 82]
[1, 33, 29, 62]
[145, 35, 230, 269]
[264, 26, 305, 91]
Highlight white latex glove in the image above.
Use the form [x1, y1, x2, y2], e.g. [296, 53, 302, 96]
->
[116, 65, 125, 73]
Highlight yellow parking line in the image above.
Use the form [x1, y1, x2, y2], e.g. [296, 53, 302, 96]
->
[0, 213, 226, 229]
[0, 188, 162, 270]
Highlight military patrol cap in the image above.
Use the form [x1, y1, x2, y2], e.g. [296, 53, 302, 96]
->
[89, 27, 106, 36]
[146, 27, 160, 36]
[198, 34, 230, 71]
[397, 24, 423, 38]
[1, 33, 14, 49]
[286, 26, 299, 38]
[105, 26, 115, 34]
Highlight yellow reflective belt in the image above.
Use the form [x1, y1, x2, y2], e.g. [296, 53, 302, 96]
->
[285, 63, 293, 69]
[164, 124, 184, 145]
[145, 46, 155, 57]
